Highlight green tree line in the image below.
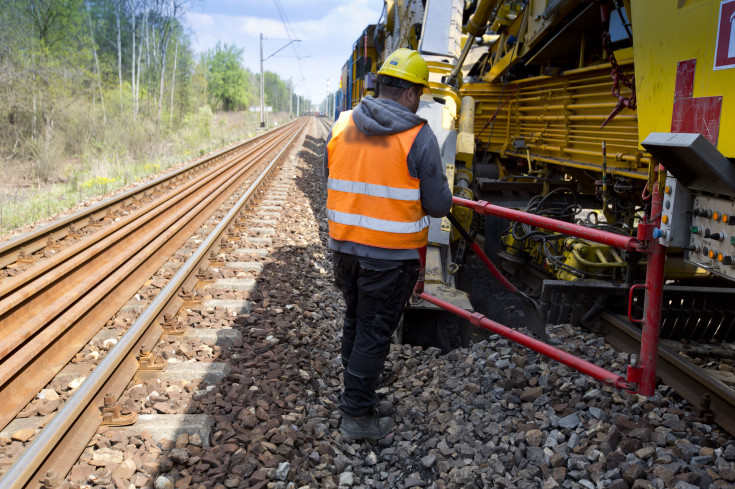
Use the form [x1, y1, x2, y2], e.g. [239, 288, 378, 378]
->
[0, 0, 310, 181]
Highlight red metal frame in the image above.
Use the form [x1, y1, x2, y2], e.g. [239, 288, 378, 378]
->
[635, 181, 666, 395]
[443, 188, 665, 395]
[627, 284, 646, 324]
[418, 291, 636, 391]
[453, 197, 640, 251]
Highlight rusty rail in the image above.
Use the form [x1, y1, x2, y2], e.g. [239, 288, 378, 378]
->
[0, 128, 283, 271]
[0, 118, 307, 489]
[0, 120, 304, 432]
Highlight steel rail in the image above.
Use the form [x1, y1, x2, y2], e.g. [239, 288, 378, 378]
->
[318, 115, 333, 134]
[0, 122, 303, 431]
[0, 124, 290, 361]
[0, 125, 291, 302]
[0, 118, 307, 489]
[601, 312, 735, 438]
[0, 125, 289, 271]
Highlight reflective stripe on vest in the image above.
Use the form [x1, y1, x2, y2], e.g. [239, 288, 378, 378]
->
[327, 209, 430, 234]
[327, 178, 420, 201]
[326, 111, 428, 249]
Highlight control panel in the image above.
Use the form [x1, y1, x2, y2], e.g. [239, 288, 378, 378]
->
[641, 132, 735, 282]
[685, 194, 735, 281]
[656, 174, 691, 247]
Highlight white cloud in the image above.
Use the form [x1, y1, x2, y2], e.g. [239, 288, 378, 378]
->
[187, 12, 215, 28]
[184, 0, 383, 106]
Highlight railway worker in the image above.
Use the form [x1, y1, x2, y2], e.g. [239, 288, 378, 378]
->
[323, 48, 452, 441]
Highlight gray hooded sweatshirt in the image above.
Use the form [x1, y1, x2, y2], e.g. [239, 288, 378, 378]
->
[323, 96, 452, 262]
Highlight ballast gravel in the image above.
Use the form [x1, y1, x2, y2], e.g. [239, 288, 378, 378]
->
[51, 119, 735, 489]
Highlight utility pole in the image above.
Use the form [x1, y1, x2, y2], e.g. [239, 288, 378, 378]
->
[326, 79, 330, 118]
[259, 33, 265, 128]
[289, 77, 293, 115]
[296, 95, 300, 116]
[259, 34, 301, 128]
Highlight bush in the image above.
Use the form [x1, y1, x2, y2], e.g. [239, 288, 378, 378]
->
[28, 133, 65, 182]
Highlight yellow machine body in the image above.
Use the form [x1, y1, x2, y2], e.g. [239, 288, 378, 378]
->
[338, 0, 735, 285]
[463, 57, 647, 184]
[633, 0, 735, 158]
[345, 25, 379, 108]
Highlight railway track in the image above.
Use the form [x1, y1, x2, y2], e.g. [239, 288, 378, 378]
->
[0, 130, 283, 276]
[601, 312, 735, 438]
[0, 118, 308, 488]
[316, 115, 333, 134]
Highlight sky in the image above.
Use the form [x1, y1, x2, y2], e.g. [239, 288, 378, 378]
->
[185, 0, 384, 106]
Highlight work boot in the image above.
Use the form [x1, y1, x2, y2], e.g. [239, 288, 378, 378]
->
[340, 414, 395, 441]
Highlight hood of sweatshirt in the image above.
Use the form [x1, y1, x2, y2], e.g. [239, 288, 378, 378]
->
[351, 96, 426, 136]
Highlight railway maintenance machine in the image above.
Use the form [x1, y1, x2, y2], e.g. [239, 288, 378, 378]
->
[336, 0, 735, 406]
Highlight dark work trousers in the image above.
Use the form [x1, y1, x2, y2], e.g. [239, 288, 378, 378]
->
[332, 251, 420, 417]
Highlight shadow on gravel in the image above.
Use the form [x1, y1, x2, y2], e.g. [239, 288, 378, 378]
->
[131, 125, 348, 489]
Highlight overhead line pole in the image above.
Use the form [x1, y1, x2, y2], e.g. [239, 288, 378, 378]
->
[259, 34, 301, 128]
[260, 33, 265, 128]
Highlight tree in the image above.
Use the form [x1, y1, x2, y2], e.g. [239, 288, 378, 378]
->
[204, 42, 249, 111]
[264, 71, 289, 112]
[28, 0, 86, 51]
[0, 0, 298, 187]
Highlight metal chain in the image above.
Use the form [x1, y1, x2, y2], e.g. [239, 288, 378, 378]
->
[602, 32, 636, 110]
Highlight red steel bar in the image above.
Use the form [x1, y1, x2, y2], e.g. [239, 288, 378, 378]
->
[452, 196, 639, 251]
[418, 291, 636, 392]
[637, 179, 666, 396]
[450, 177, 667, 395]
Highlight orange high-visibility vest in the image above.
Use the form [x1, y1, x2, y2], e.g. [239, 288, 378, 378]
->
[327, 110, 429, 249]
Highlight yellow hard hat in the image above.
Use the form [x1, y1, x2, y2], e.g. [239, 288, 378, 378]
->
[377, 48, 430, 89]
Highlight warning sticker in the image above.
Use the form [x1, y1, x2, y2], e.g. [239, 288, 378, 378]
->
[714, 0, 735, 70]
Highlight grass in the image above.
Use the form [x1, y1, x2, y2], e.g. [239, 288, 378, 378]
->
[0, 110, 292, 236]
